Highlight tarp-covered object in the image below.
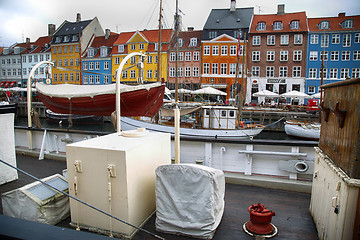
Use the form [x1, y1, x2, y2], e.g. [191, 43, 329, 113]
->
[2, 174, 69, 225]
[155, 164, 225, 239]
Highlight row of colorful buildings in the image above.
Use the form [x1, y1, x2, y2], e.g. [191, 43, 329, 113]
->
[1, 1, 359, 104]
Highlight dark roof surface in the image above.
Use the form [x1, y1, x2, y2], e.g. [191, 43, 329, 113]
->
[54, 20, 92, 36]
[203, 7, 254, 30]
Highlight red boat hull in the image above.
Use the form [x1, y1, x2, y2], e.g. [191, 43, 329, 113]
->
[37, 84, 165, 116]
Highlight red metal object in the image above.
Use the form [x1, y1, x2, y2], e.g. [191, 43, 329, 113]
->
[245, 203, 275, 235]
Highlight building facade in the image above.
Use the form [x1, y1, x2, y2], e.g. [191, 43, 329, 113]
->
[306, 13, 360, 95]
[111, 29, 172, 84]
[51, 14, 104, 85]
[247, 5, 308, 105]
[82, 30, 119, 85]
[201, 2, 254, 99]
[167, 28, 202, 90]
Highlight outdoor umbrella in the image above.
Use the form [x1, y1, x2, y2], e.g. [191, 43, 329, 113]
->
[193, 87, 227, 96]
[310, 92, 321, 98]
[170, 88, 193, 94]
[280, 90, 311, 98]
[252, 89, 279, 98]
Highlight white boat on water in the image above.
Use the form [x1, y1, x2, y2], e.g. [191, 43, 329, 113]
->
[121, 105, 264, 140]
[284, 120, 320, 140]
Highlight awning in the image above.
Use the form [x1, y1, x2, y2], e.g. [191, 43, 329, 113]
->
[0, 82, 5, 87]
[9, 81, 16, 88]
[4, 82, 10, 88]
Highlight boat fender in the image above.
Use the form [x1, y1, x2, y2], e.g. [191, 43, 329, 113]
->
[239, 121, 244, 129]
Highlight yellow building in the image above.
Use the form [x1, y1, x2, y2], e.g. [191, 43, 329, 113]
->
[111, 29, 173, 84]
[51, 14, 104, 84]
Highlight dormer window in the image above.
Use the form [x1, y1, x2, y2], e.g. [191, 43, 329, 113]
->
[209, 31, 217, 39]
[273, 21, 283, 30]
[178, 38, 183, 47]
[64, 36, 70, 42]
[118, 45, 124, 53]
[257, 22, 266, 31]
[55, 37, 61, 43]
[155, 43, 158, 51]
[87, 48, 94, 57]
[290, 20, 300, 30]
[343, 19, 353, 28]
[100, 47, 107, 57]
[72, 35, 79, 42]
[319, 21, 329, 30]
[189, 38, 197, 47]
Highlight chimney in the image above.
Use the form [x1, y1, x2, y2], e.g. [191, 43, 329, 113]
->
[76, 13, 81, 23]
[26, 38, 30, 44]
[105, 29, 111, 39]
[230, 0, 236, 12]
[48, 24, 56, 36]
[187, 27, 194, 31]
[277, 4, 285, 15]
[338, 12, 346, 17]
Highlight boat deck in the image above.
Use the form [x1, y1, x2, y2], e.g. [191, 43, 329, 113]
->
[0, 155, 318, 240]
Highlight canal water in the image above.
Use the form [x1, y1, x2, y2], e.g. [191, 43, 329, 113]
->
[14, 117, 303, 141]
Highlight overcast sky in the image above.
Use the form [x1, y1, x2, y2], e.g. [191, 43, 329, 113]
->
[0, 0, 359, 47]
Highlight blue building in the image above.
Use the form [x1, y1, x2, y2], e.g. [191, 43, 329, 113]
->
[82, 30, 119, 85]
[305, 13, 360, 96]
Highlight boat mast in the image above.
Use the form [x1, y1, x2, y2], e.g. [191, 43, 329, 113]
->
[174, 0, 180, 164]
[157, 0, 162, 82]
[174, 0, 179, 102]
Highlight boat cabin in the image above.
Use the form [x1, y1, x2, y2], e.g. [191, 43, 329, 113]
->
[202, 106, 237, 130]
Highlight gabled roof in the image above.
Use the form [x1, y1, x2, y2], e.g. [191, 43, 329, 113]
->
[210, 33, 238, 42]
[203, 7, 254, 30]
[308, 14, 360, 32]
[249, 11, 307, 34]
[169, 30, 202, 48]
[54, 20, 92, 36]
[31, 36, 52, 53]
[84, 33, 119, 58]
[113, 29, 173, 45]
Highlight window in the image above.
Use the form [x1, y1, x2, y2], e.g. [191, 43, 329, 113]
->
[130, 56, 136, 64]
[139, 44, 144, 50]
[53, 47, 57, 54]
[22, 56, 26, 63]
[280, 35, 289, 45]
[177, 67, 183, 77]
[118, 45, 124, 52]
[147, 70, 153, 79]
[332, 34, 340, 44]
[65, 73, 68, 82]
[95, 75, 100, 84]
[69, 46, 73, 53]
[185, 52, 191, 61]
[100, 48, 107, 57]
[168, 68, 175, 77]
[229, 63, 236, 75]
[331, 51, 339, 61]
[115, 57, 120, 64]
[310, 35, 319, 44]
[230, 46, 237, 55]
[212, 63, 218, 74]
[355, 33, 360, 43]
[89, 75, 94, 84]
[343, 20, 353, 28]
[354, 50, 360, 60]
[209, 31, 217, 39]
[104, 61, 109, 69]
[58, 59, 62, 67]
[122, 70, 128, 79]
[189, 38, 197, 47]
[273, 21, 283, 30]
[72, 35, 79, 42]
[89, 62, 94, 70]
[294, 34, 303, 44]
[330, 68, 338, 79]
[292, 66, 301, 77]
[321, 51, 329, 61]
[104, 76, 109, 84]
[64, 46, 68, 53]
[266, 66, 274, 77]
[320, 21, 329, 29]
[320, 68, 328, 79]
[321, 34, 329, 47]
[155, 56, 158, 63]
[83, 75, 88, 84]
[178, 38, 183, 47]
[212, 46, 219, 55]
[343, 34, 351, 47]
[70, 59, 74, 66]
[257, 22, 266, 31]
[253, 36, 261, 45]
[39, 55, 44, 61]
[203, 63, 210, 74]
[267, 35, 275, 45]
[221, 46, 228, 55]
[220, 63, 227, 75]
[193, 51, 199, 61]
[280, 51, 288, 61]
[34, 55, 38, 62]
[267, 51, 275, 61]
[130, 70, 136, 78]
[63, 59, 68, 66]
[154, 43, 158, 51]
[185, 67, 191, 77]
[177, 52, 184, 61]
[28, 55, 32, 63]
[308, 86, 315, 93]
[204, 46, 210, 55]
[148, 55, 153, 63]
[170, 52, 176, 62]
[252, 66, 260, 76]
[252, 51, 260, 61]
[193, 67, 199, 77]
[309, 68, 317, 78]
[342, 51, 351, 61]
[95, 62, 100, 70]
[352, 68, 360, 78]
[290, 20, 299, 29]
[279, 67, 288, 77]
[309, 51, 318, 61]
[293, 51, 302, 61]
[131, 44, 136, 50]
[340, 68, 349, 79]
[75, 45, 79, 52]
[54, 74, 58, 82]
[58, 47, 62, 53]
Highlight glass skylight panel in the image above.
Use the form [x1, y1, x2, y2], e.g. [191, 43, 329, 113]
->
[27, 177, 68, 201]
